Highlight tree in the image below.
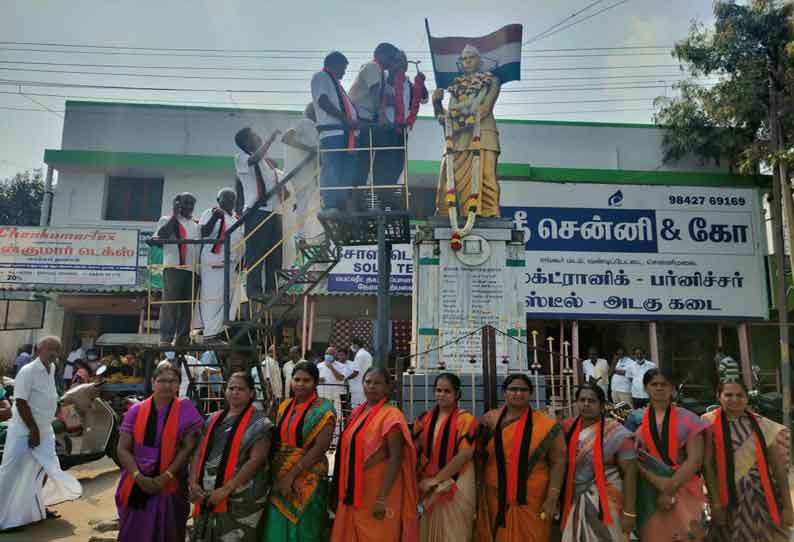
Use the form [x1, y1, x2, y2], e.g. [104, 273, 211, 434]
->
[0, 169, 45, 226]
[654, 0, 794, 174]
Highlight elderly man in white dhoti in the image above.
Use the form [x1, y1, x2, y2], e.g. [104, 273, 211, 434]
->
[280, 103, 323, 270]
[193, 188, 243, 344]
[0, 336, 82, 531]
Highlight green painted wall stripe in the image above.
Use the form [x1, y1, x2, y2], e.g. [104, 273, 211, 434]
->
[418, 328, 439, 336]
[522, 166, 768, 187]
[44, 149, 258, 171]
[506, 259, 526, 267]
[66, 100, 658, 129]
[507, 328, 529, 337]
[418, 257, 440, 265]
[66, 100, 303, 118]
[44, 150, 769, 188]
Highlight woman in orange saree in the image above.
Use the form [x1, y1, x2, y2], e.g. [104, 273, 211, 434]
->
[413, 373, 478, 542]
[475, 374, 567, 542]
[331, 367, 419, 542]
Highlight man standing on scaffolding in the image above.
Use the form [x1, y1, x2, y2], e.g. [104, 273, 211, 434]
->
[234, 127, 283, 300]
[155, 193, 200, 347]
[194, 187, 242, 344]
[311, 51, 359, 212]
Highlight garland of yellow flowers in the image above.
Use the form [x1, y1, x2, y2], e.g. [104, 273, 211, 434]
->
[444, 92, 484, 251]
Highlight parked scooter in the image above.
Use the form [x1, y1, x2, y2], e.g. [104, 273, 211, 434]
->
[0, 365, 120, 470]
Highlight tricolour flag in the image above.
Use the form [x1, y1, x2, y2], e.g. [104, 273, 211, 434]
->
[425, 20, 523, 89]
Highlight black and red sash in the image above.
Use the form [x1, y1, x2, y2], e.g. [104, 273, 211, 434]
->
[712, 408, 780, 525]
[119, 397, 182, 507]
[493, 407, 534, 528]
[641, 404, 679, 467]
[336, 398, 387, 507]
[210, 210, 239, 254]
[192, 404, 255, 516]
[323, 67, 356, 151]
[561, 416, 612, 527]
[275, 393, 317, 448]
[176, 220, 188, 266]
[420, 407, 461, 477]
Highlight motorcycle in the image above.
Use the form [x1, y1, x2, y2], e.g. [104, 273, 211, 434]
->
[0, 365, 121, 470]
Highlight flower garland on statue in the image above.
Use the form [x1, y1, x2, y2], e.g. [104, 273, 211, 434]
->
[443, 72, 493, 250]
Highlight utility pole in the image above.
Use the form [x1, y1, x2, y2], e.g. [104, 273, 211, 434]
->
[767, 0, 791, 430]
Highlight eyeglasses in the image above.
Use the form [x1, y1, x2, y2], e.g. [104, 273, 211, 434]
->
[505, 387, 531, 394]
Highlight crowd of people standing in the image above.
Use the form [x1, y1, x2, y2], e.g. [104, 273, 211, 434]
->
[109, 358, 792, 542]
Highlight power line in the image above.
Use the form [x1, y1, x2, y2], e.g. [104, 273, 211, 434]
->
[534, 1, 630, 44]
[0, 62, 702, 84]
[0, 63, 686, 79]
[524, 0, 609, 45]
[0, 89, 660, 108]
[0, 40, 671, 54]
[0, 77, 707, 95]
[18, 93, 63, 118]
[0, 105, 657, 117]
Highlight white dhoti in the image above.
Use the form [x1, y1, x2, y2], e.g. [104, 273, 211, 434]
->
[0, 422, 82, 530]
[194, 261, 242, 338]
[193, 207, 243, 339]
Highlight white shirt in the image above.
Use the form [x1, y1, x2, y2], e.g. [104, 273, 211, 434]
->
[627, 359, 657, 399]
[582, 357, 609, 391]
[177, 355, 200, 398]
[311, 71, 358, 140]
[198, 207, 243, 265]
[318, 360, 353, 400]
[350, 348, 373, 406]
[251, 356, 283, 400]
[611, 356, 633, 393]
[234, 152, 278, 211]
[348, 61, 384, 121]
[155, 214, 200, 269]
[11, 358, 59, 434]
[384, 79, 412, 123]
[282, 360, 297, 396]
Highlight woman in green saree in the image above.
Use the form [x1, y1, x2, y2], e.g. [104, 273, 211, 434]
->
[264, 361, 336, 542]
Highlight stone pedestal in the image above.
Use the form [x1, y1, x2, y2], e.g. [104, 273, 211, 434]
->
[411, 218, 527, 373]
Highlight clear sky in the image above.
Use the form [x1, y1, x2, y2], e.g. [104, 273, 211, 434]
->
[0, 0, 716, 180]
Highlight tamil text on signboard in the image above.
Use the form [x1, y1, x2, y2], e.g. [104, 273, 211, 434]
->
[327, 244, 412, 293]
[0, 226, 140, 286]
[501, 182, 767, 320]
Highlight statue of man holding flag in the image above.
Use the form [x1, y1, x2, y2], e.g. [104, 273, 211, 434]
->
[426, 22, 522, 237]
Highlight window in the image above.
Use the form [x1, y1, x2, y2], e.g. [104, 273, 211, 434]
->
[105, 177, 163, 221]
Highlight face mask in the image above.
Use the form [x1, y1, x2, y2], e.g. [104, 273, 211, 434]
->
[324, 354, 334, 363]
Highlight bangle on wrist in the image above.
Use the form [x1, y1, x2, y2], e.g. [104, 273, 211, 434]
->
[623, 511, 637, 518]
[132, 470, 141, 480]
[164, 470, 175, 480]
[547, 487, 561, 494]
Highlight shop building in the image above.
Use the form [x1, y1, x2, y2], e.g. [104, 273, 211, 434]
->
[0, 100, 774, 389]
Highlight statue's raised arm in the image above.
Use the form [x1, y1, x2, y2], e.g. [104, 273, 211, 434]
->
[434, 45, 502, 234]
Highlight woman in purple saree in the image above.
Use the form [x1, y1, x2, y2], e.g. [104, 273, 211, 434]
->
[115, 362, 204, 542]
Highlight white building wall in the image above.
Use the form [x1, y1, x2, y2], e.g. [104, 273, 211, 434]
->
[59, 102, 727, 176]
[51, 168, 240, 229]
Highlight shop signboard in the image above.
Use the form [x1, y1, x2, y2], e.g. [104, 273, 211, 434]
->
[501, 181, 768, 320]
[0, 226, 140, 286]
[327, 244, 413, 294]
